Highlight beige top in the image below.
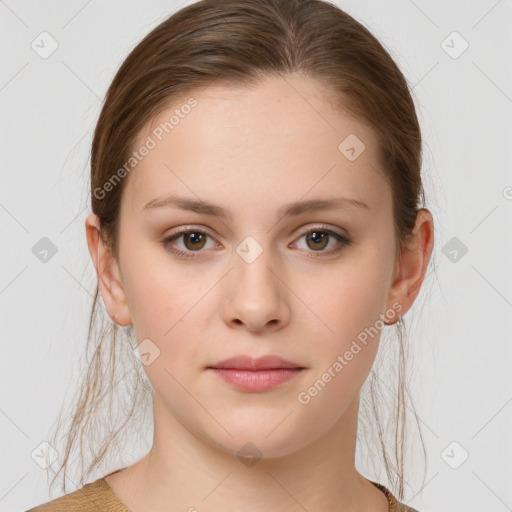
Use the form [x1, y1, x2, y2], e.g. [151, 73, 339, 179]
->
[27, 472, 420, 511]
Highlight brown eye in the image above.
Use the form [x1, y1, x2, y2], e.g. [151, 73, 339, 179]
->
[162, 228, 216, 259]
[293, 226, 352, 258]
[305, 230, 329, 251]
[182, 232, 207, 251]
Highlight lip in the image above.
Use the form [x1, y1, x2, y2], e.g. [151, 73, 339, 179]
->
[207, 355, 304, 371]
[208, 368, 305, 392]
[206, 355, 306, 393]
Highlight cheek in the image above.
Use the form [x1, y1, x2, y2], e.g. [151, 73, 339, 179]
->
[296, 279, 383, 416]
[294, 252, 390, 377]
[304, 258, 389, 334]
[121, 241, 200, 333]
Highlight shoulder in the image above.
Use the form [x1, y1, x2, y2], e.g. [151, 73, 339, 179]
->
[394, 504, 421, 512]
[370, 480, 421, 512]
[26, 477, 129, 512]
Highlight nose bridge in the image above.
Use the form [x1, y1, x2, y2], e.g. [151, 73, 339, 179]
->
[222, 235, 290, 330]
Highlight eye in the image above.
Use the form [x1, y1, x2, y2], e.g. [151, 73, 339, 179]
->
[162, 228, 217, 259]
[292, 225, 352, 258]
[161, 225, 352, 260]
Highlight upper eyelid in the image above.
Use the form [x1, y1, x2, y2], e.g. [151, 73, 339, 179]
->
[295, 224, 347, 236]
[166, 224, 347, 238]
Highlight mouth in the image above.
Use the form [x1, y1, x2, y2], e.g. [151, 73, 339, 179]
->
[206, 354, 306, 392]
[207, 354, 305, 371]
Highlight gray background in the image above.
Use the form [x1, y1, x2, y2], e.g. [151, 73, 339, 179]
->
[1, 1, 511, 511]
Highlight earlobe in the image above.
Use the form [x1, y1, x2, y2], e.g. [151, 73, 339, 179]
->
[85, 213, 132, 326]
[385, 208, 434, 322]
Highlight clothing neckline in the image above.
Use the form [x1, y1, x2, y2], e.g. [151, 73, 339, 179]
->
[99, 472, 400, 511]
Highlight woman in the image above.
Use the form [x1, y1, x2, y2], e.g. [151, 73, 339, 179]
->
[28, 0, 434, 510]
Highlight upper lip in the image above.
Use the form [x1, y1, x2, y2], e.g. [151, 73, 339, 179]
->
[208, 355, 305, 370]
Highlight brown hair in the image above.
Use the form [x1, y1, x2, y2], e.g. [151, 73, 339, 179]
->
[47, 0, 433, 501]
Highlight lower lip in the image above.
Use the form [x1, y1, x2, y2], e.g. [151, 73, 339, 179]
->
[208, 368, 304, 392]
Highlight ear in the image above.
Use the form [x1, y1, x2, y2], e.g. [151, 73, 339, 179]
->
[85, 213, 132, 327]
[385, 208, 434, 324]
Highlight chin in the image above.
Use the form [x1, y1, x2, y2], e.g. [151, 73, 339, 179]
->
[197, 416, 315, 461]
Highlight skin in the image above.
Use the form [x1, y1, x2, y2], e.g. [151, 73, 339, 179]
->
[86, 73, 434, 512]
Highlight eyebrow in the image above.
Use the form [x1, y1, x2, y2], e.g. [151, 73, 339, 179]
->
[142, 194, 369, 219]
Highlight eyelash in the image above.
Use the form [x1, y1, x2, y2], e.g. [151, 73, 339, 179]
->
[161, 225, 352, 260]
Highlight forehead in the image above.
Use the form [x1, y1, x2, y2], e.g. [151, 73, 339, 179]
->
[123, 74, 389, 219]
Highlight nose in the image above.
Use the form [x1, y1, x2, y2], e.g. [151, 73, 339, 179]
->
[221, 248, 291, 333]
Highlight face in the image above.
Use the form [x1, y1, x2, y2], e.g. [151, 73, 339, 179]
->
[98, 74, 403, 458]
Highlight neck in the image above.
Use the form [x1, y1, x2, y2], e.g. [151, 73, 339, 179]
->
[106, 393, 389, 512]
